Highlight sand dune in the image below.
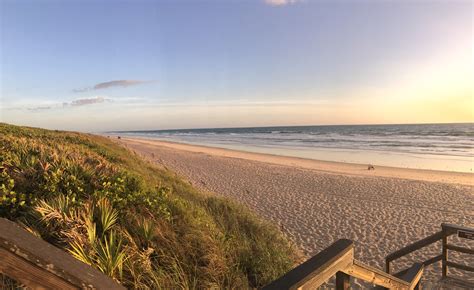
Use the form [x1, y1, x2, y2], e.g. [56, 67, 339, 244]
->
[118, 137, 474, 288]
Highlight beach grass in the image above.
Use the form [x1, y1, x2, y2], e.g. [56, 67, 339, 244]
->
[0, 123, 297, 289]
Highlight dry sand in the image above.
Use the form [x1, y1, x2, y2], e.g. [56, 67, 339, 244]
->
[118, 137, 474, 288]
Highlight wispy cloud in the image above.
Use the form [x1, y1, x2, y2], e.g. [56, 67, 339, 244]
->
[67, 96, 106, 106]
[27, 106, 53, 112]
[73, 80, 156, 93]
[9, 96, 111, 112]
[264, 0, 302, 6]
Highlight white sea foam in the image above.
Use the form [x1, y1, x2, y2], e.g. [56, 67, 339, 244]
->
[111, 123, 474, 172]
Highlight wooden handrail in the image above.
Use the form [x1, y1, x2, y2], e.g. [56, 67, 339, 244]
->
[446, 261, 474, 273]
[0, 218, 125, 289]
[420, 254, 443, 268]
[445, 244, 474, 255]
[266, 224, 473, 290]
[385, 223, 474, 280]
[385, 231, 444, 266]
[344, 260, 410, 289]
[372, 263, 424, 290]
[263, 239, 354, 290]
[264, 239, 423, 290]
[441, 223, 474, 235]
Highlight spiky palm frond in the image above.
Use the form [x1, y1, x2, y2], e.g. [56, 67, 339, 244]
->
[95, 231, 127, 279]
[68, 240, 93, 266]
[96, 197, 118, 236]
[85, 220, 97, 245]
[80, 202, 97, 245]
[34, 195, 74, 226]
[137, 218, 155, 247]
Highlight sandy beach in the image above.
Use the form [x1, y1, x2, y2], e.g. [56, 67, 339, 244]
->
[118, 137, 474, 287]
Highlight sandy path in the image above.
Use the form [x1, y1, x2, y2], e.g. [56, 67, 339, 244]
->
[119, 137, 474, 288]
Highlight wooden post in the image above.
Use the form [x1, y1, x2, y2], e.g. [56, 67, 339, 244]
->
[442, 231, 447, 278]
[335, 271, 350, 290]
[414, 281, 420, 290]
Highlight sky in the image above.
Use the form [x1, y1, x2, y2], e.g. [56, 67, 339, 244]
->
[0, 0, 472, 132]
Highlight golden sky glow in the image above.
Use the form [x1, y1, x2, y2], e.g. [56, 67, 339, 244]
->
[1, 1, 472, 131]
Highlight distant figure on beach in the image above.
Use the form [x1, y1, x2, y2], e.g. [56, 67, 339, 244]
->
[117, 136, 121, 139]
[368, 164, 375, 170]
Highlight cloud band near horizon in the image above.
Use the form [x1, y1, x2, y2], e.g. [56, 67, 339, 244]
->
[73, 80, 155, 92]
[22, 96, 108, 111]
[264, 0, 302, 6]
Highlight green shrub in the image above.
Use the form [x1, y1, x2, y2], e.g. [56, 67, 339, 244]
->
[0, 123, 297, 288]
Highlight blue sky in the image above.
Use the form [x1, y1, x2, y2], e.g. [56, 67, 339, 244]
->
[1, 0, 472, 131]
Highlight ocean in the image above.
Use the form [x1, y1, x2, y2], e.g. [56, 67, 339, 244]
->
[112, 123, 473, 173]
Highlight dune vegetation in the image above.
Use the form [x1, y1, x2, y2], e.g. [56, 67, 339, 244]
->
[0, 123, 296, 289]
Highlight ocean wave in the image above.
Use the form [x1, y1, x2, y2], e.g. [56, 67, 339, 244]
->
[112, 123, 474, 159]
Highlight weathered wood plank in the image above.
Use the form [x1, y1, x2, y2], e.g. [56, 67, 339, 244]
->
[262, 239, 354, 290]
[442, 234, 447, 277]
[0, 248, 78, 290]
[446, 244, 474, 255]
[385, 224, 473, 281]
[386, 231, 444, 265]
[422, 254, 443, 267]
[441, 223, 474, 236]
[345, 260, 409, 289]
[399, 263, 423, 290]
[446, 261, 474, 273]
[389, 254, 442, 279]
[0, 218, 125, 289]
[299, 249, 353, 290]
[372, 263, 423, 290]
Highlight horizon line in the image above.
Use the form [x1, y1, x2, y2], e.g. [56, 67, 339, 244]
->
[106, 121, 473, 134]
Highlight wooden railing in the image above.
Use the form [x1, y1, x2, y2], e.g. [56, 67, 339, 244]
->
[2, 215, 470, 290]
[386, 223, 474, 279]
[264, 239, 423, 290]
[0, 218, 125, 289]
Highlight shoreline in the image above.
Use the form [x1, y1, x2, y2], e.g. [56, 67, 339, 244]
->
[118, 137, 473, 186]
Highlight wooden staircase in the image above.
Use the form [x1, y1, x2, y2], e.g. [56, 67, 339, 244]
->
[265, 223, 474, 290]
[0, 218, 472, 289]
[386, 224, 474, 278]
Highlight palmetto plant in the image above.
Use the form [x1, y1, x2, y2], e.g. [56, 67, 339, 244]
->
[95, 231, 127, 280]
[35, 195, 74, 222]
[82, 205, 97, 245]
[136, 217, 155, 248]
[68, 239, 93, 266]
[96, 197, 118, 236]
[0, 123, 296, 289]
[36, 196, 127, 281]
[34, 195, 77, 241]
